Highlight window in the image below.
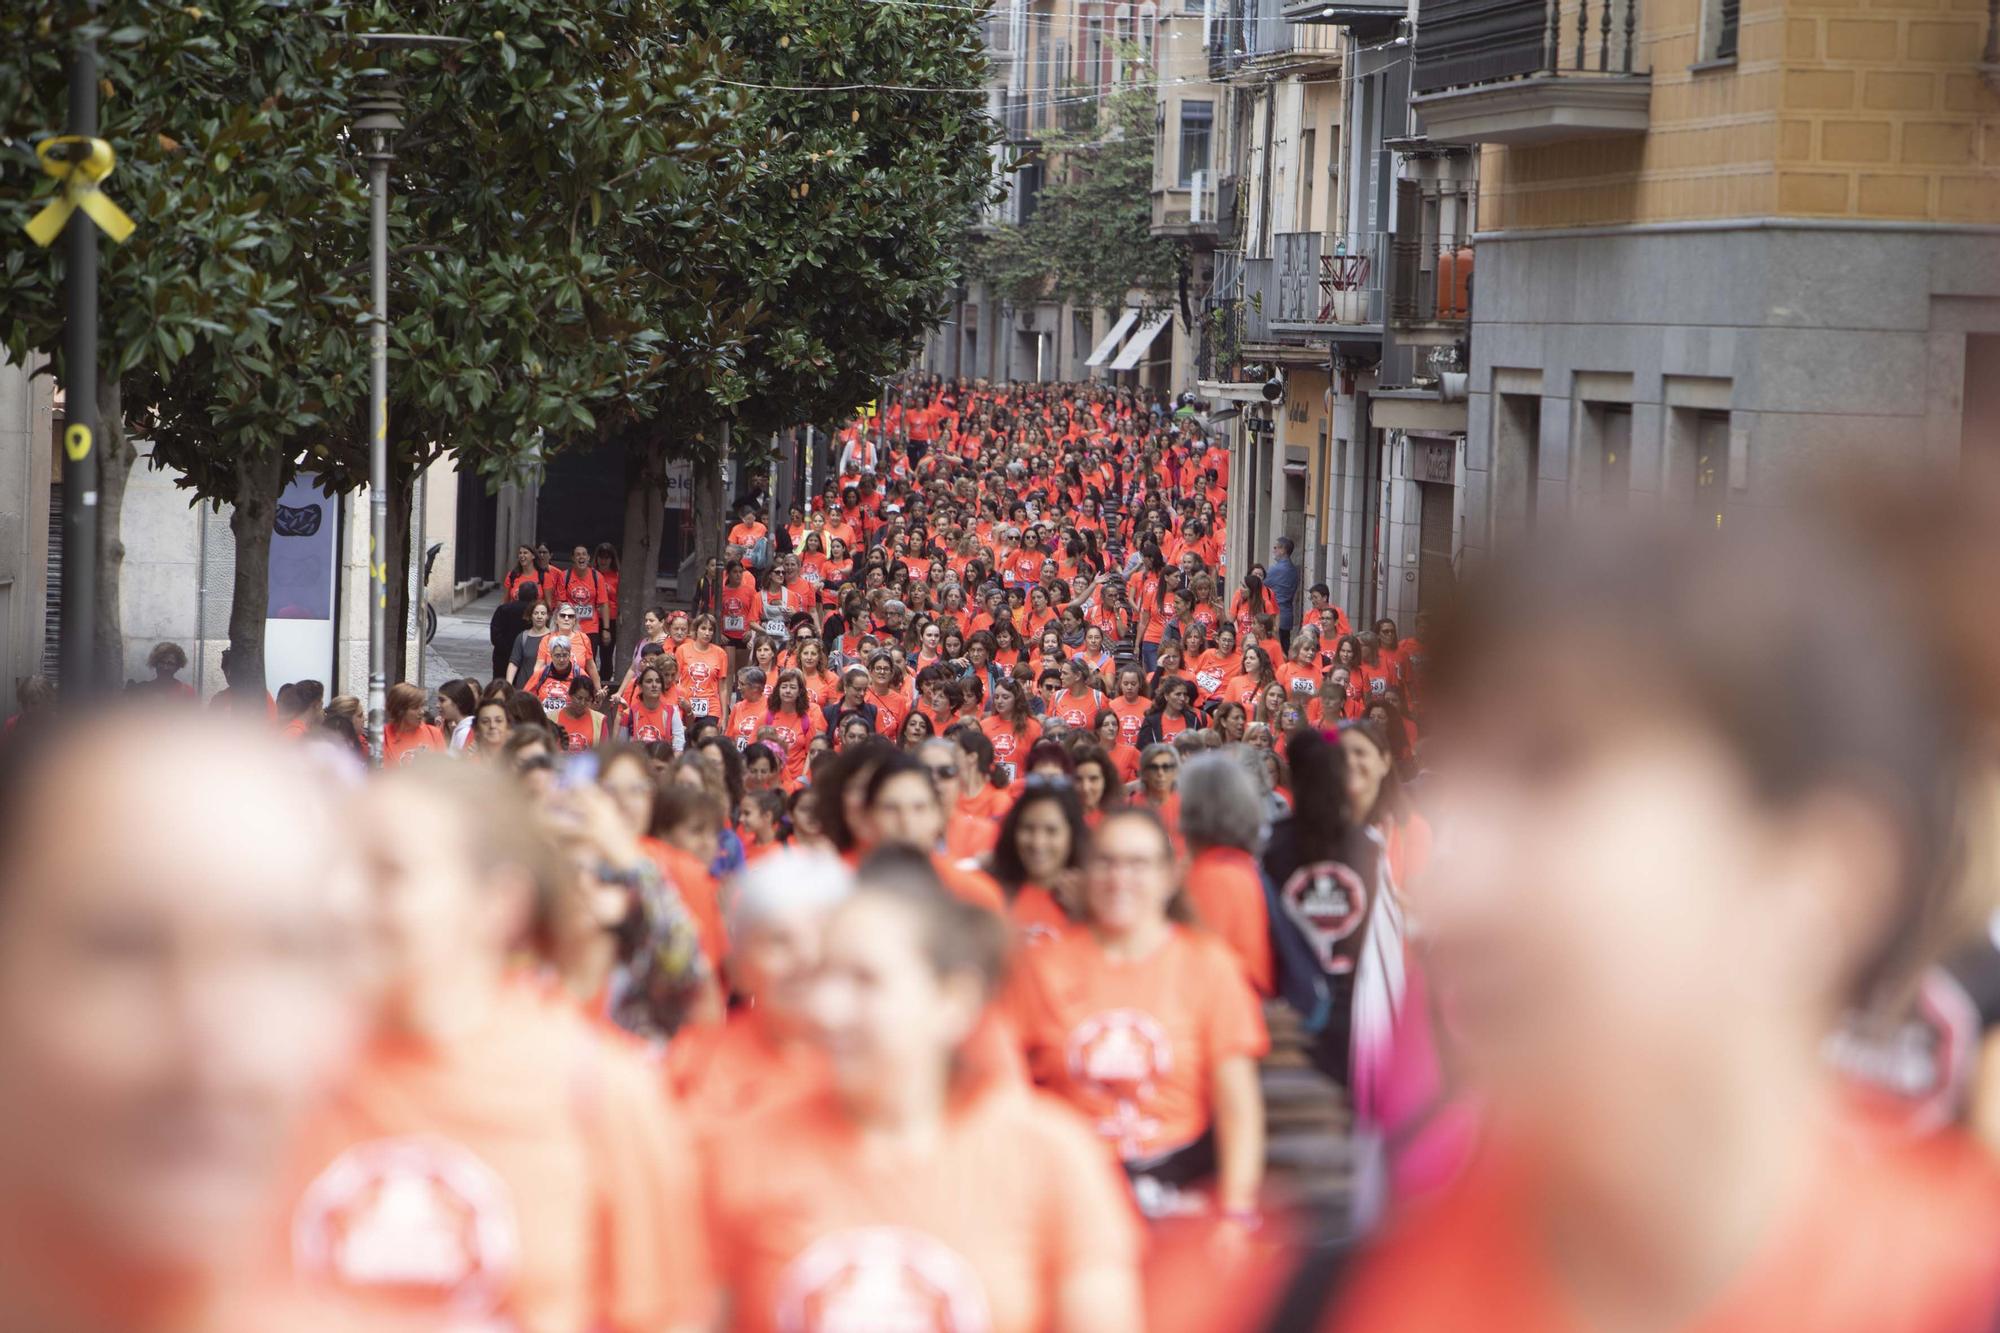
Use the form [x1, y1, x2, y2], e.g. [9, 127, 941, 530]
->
[1699, 0, 1738, 63]
[1178, 100, 1214, 187]
[1297, 128, 1316, 231]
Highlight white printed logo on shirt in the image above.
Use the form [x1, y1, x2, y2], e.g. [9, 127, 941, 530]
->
[293, 1136, 519, 1320]
[774, 1226, 991, 1333]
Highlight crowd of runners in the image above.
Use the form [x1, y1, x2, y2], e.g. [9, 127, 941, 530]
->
[5, 375, 2000, 1333]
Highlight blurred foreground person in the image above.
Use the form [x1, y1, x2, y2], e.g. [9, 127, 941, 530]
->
[667, 849, 853, 1126]
[702, 848, 1143, 1332]
[283, 761, 709, 1333]
[0, 710, 364, 1333]
[1326, 513, 2000, 1332]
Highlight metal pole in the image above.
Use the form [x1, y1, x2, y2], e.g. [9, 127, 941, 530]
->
[59, 3, 99, 693]
[364, 117, 396, 764]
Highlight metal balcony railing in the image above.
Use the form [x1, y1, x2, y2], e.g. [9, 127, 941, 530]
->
[1390, 235, 1475, 325]
[1268, 231, 1386, 328]
[1414, 0, 1641, 92]
[1198, 250, 1247, 380]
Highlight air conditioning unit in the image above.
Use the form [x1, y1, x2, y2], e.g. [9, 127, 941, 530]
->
[1190, 169, 1211, 223]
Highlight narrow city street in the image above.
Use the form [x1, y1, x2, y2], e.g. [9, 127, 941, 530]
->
[4, 0, 2000, 1330]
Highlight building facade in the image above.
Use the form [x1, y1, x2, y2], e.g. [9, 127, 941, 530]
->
[1408, 0, 2000, 560]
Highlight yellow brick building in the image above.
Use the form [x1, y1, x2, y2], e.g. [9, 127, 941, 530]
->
[1405, 0, 2000, 550]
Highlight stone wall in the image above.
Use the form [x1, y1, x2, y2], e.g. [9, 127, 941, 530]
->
[1459, 221, 2000, 564]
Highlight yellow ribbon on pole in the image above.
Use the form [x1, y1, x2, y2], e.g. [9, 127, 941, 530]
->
[23, 135, 137, 248]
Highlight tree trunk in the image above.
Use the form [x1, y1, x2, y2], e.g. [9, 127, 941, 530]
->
[224, 449, 286, 694]
[617, 425, 668, 664]
[691, 431, 727, 623]
[383, 463, 413, 686]
[92, 377, 132, 689]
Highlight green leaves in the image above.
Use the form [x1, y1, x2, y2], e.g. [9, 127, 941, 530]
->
[969, 83, 1183, 318]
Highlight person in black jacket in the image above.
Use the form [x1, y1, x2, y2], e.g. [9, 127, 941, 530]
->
[488, 583, 540, 681]
[1135, 674, 1204, 749]
[820, 666, 880, 739]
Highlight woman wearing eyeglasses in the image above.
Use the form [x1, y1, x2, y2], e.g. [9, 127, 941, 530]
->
[1008, 806, 1268, 1227]
[702, 849, 1144, 1333]
[1133, 742, 1184, 838]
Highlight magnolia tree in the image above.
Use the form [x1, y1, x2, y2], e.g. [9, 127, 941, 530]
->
[606, 0, 1001, 658]
[0, 0, 738, 688]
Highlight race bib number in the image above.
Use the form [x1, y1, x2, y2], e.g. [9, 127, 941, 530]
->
[1196, 669, 1224, 694]
[688, 697, 711, 717]
[995, 759, 1017, 785]
[724, 614, 746, 633]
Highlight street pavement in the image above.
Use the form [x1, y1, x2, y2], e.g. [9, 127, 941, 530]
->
[428, 589, 504, 682]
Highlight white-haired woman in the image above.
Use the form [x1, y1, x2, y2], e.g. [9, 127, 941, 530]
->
[1179, 748, 1276, 997]
[666, 849, 854, 1128]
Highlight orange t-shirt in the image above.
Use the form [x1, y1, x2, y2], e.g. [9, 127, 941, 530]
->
[945, 811, 1001, 863]
[1007, 925, 1268, 1160]
[959, 784, 1015, 824]
[283, 982, 709, 1333]
[623, 698, 676, 745]
[981, 716, 1043, 788]
[702, 1082, 1141, 1333]
[1106, 694, 1151, 747]
[552, 707, 603, 753]
[1008, 884, 1074, 945]
[868, 686, 912, 739]
[1184, 846, 1275, 996]
[760, 707, 822, 787]
[727, 699, 767, 750]
[667, 1008, 829, 1132]
[382, 721, 446, 764]
[1327, 1107, 2000, 1333]
[1191, 652, 1233, 703]
[1107, 741, 1143, 787]
[718, 582, 763, 641]
[1048, 688, 1104, 733]
[675, 641, 729, 718]
[935, 853, 1007, 916]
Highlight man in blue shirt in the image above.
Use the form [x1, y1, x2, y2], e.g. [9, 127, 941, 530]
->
[1266, 536, 1302, 650]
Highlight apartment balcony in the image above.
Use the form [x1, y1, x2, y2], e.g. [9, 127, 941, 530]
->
[1251, 232, 1386, 341]
[1412, 0, 1650, 145]
[1256, 13, 1347, 60]
[1389, 234, 1474, 345]
[1282, 0, 1403, 39]
[1152, 169, 1222, 242]
[1210, 0, 1340, 75]
[1197, 250, 1247, 382]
